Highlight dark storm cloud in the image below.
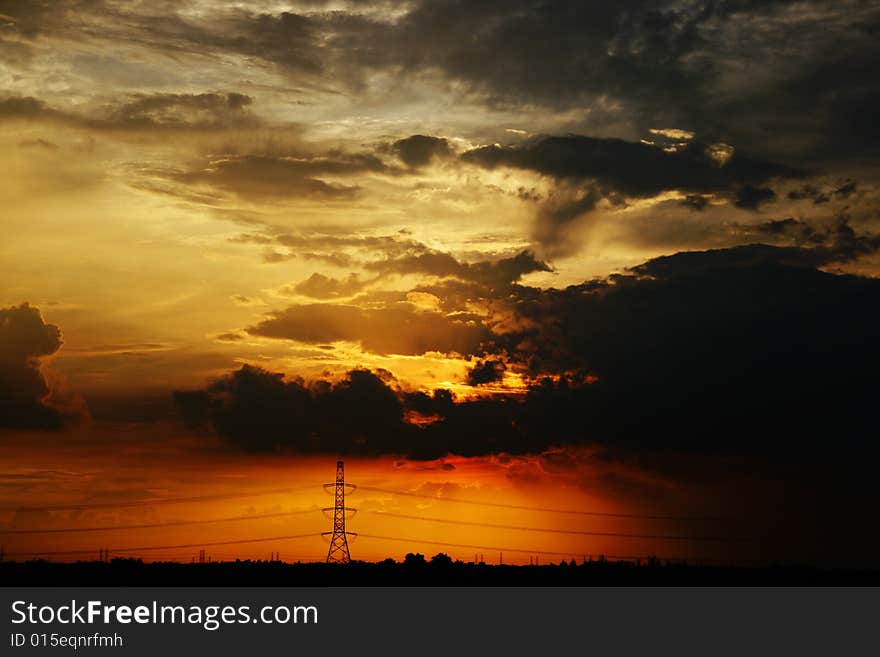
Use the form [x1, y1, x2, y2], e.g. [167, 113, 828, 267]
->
[174, 365, 405, 453]
[755, 217, 808, 236]
[733, 185, 776, 210]
[246, 302, 491, 356]
[183, 241, 879, 465]
[629, 243, 833, 276]
[390, 135, 454, 168]
[813, 219, 880, 264]
[402, 388, 455, 418]
[0, 303, 64, 430]
[787, 184, 830, 205]
[174, 363, 527, 458]
[462, 134, 801, 250]
[787, 180, 859, 205]
[356, 0, 880, 161]
[222, 1, 880, 159]
[462, 135, 801, 200]
[6, 2, 880, 162]
[740, 216, 880, 265]
[466, 358, 506, 386]
[508, 251, 878, 459]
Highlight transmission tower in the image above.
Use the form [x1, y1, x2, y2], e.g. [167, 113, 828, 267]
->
[323, 460, 356, 563]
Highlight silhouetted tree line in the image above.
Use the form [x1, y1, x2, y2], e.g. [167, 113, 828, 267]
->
[2, 555, 877, 587]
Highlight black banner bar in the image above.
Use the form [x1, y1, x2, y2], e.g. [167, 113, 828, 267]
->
[2, 587, 877, 655]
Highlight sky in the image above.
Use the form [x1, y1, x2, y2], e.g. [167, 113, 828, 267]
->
[1, 0, 879, 567]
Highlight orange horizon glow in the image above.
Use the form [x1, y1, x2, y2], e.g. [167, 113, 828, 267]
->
[0, 431, 754, 567]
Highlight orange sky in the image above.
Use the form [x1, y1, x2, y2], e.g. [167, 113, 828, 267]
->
[0, 427, 759, 565]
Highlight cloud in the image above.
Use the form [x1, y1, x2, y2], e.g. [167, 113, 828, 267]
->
[0, 303, 64, 430]
[231, 230, 430, 266]
[680, 194, 709, 211]
[173, 153, 384, 200]
[178, 241, 878, 469]
[754, 217, 808, 236]
[787, 180, 859, 205]
[106, 92, 257, 129]
[787, 184, 830, 205]
[173, 363, 525, 459]
[0, 96, 59, 121]
[494, 247, 880, 461]
[734, 185, 776, 210]
[365, 249, 551, 287]
[282, 273, 372, 299]
[246, 302, 491, 356]
[174, 365, 405, 453]
[236, 228, 551, 290]
[742, 216, 880, 265]
[462, 134, 801, 250]
[466, 358, 506, 386]
[391, 135, 454, 168]
[6, 2, 880, 164]
[0, 92, 258, 131]
[462, 134, 800, 199]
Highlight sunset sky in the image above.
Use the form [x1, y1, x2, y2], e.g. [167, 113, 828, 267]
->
[2, 0, 879, 567]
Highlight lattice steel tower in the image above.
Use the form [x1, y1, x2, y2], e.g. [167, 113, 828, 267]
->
[323, 460, 356, 563]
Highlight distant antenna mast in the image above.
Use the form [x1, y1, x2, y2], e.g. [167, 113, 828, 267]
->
[323, 460, 356, 563]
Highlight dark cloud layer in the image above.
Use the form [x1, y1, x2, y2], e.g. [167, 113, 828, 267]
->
[499, 247, 880, 461]
[178, 244, 880, 466]
[463, 135, 800, 201]
[0, 303, 64, 429]
[174, 366, 404, 453]
[5, 1, 880, 162]
[733, 185, 776, 210]
[742, 218, 880, 266]
[462, 134, 803, 251]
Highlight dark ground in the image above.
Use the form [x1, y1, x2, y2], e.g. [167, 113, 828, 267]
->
[2, 557, 879, 586]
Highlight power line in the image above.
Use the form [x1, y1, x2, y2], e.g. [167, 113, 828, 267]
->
[356, 533, 752, 565]
[357, 486, 722, 521]
[365, 511, 746, 542]
[3, 532, 323, 558]
[0, 508, 320, 535]
[2, 483, 722, 522]
[0, 484, 321, 512]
